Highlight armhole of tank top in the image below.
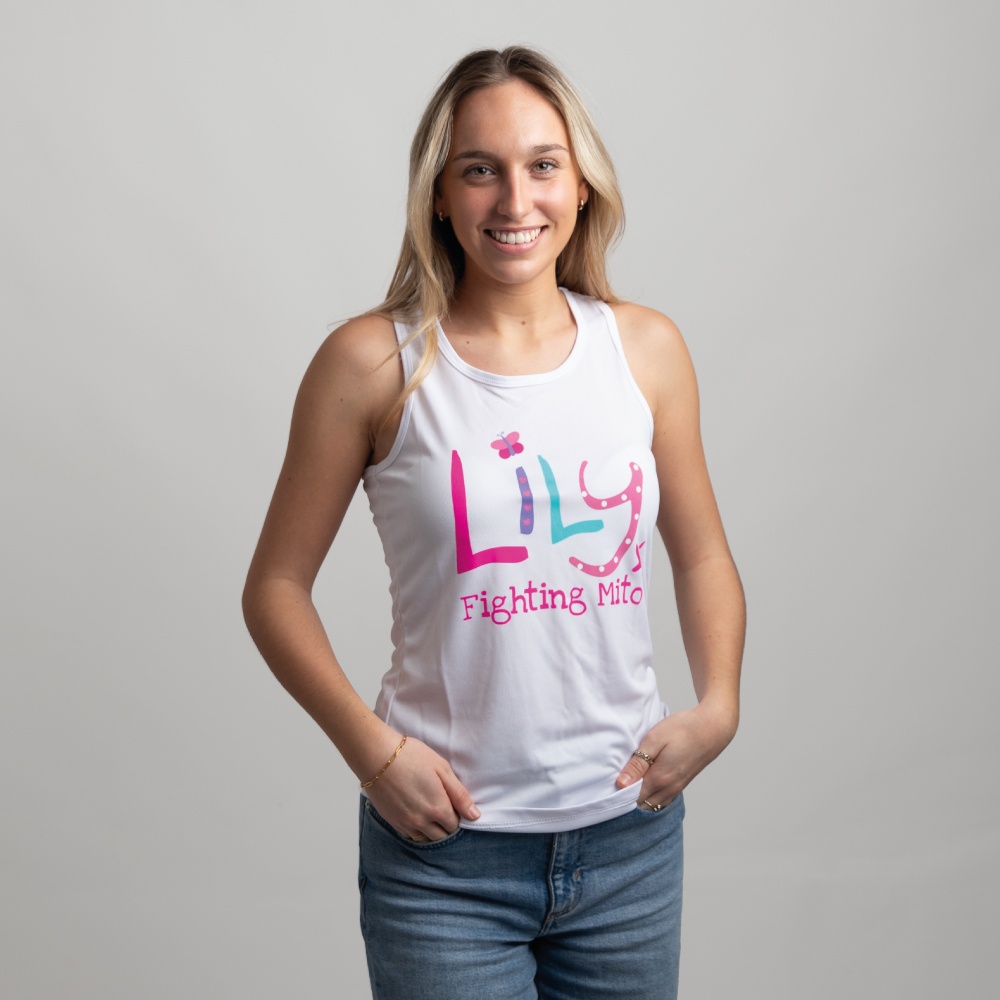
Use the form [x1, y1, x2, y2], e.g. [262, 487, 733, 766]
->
[363, 319, 417, 480]
[593, 299, 656, 442]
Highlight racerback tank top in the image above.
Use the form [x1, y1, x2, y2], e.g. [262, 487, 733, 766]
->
[362, 289, 667, 832]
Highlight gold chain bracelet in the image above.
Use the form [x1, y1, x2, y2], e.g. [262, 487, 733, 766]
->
[360, 735, 407, 789]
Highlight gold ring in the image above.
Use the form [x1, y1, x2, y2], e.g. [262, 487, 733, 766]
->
[643, 799, 664, 812]
[408, 832, 430, 842]
[632, 750, 655, 764]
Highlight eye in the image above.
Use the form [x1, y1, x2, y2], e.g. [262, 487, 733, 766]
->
[534, 159, 559, 173]
[464, 164, 494, 178]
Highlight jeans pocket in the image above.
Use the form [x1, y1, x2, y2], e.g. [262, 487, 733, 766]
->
[364, 798, 466, 850]
[633, 791, 684, 818]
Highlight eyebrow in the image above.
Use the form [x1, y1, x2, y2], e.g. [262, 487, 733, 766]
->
[452, 144, 569, 161]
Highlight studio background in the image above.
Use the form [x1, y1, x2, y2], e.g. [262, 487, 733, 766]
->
[2, 1, 997, 997]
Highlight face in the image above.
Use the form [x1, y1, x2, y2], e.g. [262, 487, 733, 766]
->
[435, 80, 589, 291]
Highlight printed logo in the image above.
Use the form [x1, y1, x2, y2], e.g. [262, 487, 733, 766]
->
[451, 435, 647, 626]
[493, 431, 533, 534]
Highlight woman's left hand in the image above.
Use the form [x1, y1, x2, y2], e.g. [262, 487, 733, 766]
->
[616, 702, 738, 809]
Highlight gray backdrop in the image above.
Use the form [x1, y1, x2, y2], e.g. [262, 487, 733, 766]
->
[3, 1, 997, 997]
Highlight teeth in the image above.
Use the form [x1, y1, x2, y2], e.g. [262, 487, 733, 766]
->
[489, 228, 542, 244]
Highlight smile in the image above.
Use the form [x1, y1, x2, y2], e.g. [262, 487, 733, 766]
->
[488, 227, 543, 245]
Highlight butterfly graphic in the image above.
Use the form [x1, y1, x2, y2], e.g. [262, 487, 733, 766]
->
[491, 431, 525, 460]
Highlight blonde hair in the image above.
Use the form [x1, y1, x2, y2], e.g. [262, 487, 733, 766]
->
[371, 46, 625, 417]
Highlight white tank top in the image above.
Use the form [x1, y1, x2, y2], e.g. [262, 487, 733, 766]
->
[362, 290, 667, 832]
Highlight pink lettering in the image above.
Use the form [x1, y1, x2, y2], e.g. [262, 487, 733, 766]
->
[597, 574, 645, 607]
[451, 451, 529, 574]
[569, 461, 644, 577]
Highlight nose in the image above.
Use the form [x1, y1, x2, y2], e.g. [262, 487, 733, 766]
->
[496, 171, 529, 220]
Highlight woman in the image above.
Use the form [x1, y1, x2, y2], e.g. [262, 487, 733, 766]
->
[244, 46, 745, 1000]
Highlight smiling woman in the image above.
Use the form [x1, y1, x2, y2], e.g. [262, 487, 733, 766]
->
[435, 82, 588, 289]
[243, 45, 745, 1000]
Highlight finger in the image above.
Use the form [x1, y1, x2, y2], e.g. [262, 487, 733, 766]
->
[408, 804, 462, 841]
[401, 810, 450, 842]
[639, 794, 674, 812]
[409, 820, 460, 843]
[616, 748, 655, 788]
[441, 769, 481, 821]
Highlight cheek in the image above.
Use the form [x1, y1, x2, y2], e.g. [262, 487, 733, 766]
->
[449, 191, 489, 225]
[545, 191, 581, 223]
[551, 181, 583, 210]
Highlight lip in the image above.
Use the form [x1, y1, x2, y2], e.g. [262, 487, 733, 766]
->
[484, 225, 546, 254]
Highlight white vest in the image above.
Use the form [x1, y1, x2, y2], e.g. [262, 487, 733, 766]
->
[363, 290, 667, 832]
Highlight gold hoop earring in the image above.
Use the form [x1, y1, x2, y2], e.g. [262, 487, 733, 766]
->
[578, 200, 586, 212]
[438, 211, 446, 222]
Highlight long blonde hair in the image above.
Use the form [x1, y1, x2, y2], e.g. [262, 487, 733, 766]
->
[371, 46, 625, 416]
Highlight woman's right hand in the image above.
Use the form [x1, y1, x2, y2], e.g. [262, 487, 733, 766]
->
[363, 735, 481, 841]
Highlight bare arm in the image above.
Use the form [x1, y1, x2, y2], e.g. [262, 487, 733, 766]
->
[242, 315, 479, 838]
[612, 304, 746, 805]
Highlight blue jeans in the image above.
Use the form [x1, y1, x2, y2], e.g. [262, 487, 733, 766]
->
[358, 794, 684, 999]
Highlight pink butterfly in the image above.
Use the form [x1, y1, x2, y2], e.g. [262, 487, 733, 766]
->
[491, 431, 525, 460]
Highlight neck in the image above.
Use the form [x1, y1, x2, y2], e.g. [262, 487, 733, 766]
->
[446, 273, 568, 339]
[440, 274, 577, 377]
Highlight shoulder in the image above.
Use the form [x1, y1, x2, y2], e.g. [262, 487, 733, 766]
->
[608, 302, 696, 420]
[309, 312, 399, 385]
[303, 312, 400, 401]
[609, 301, 686, 359]
[295, 312, 404, 455]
